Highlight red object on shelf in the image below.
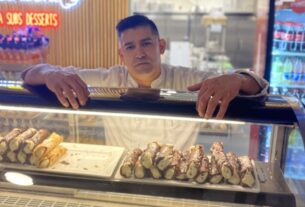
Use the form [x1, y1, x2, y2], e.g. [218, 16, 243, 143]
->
[292, 0, 305, 13]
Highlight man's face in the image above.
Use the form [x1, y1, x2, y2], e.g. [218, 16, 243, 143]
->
[118, 26, 166, 86]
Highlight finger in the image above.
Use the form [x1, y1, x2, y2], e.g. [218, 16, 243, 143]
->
[205, 94, 222, 119]
[216, 99, 230, 119]
[187, 82, 202, 91]
[61, 84, 79, 109]
[66, 79, 88, 106]
[197, 90, 213, 117]
[74, 76, 90, 96]
[53, 87, 69, 108]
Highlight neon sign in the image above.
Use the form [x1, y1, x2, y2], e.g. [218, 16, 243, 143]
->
[0, 11, 59, 28]
[0, 0, 81, 10]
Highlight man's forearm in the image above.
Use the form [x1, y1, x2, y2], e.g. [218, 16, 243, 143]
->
[22, 64, 58, 85]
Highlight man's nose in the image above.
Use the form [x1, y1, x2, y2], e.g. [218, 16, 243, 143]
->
[135, 47, 146, 59]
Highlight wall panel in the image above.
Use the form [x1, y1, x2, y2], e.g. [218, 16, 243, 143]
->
[0, 0, 128, 68]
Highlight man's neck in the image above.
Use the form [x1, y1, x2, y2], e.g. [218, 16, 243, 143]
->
[131, 69, 161, 88]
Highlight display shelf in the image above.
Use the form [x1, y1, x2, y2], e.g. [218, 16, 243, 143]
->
[270, 84, 305, 89]
[272, 50, 305, 57]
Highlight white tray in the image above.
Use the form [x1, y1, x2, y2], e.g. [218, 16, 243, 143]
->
[0, 143, 125, 178]
[114, 159, 260, 193]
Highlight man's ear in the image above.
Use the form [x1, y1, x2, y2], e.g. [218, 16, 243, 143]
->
[159, 38, 166, 54]
[118, 48, 124, 62]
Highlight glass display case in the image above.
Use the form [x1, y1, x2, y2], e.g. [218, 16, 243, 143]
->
[0, 82, 304, 207]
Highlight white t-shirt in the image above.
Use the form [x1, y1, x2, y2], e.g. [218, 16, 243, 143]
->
[64, 64, 268, 150]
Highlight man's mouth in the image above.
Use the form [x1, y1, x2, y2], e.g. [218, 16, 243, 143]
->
[135, 62, 149, 66]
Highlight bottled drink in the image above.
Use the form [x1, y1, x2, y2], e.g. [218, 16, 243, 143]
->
[293, 23, 304, 52]
[281, 22, 295, 51]
[291, 88, 300, 99]
[271, 56, 283, 85]
[283, 57, 293, 84]
[273, 21, 283, 50]
[282, 87, 289, 96]
[292, 57, 302, 84]
[270, 87, 279, 95]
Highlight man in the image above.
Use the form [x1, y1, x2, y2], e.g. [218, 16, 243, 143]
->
[22, 15, 268, 150]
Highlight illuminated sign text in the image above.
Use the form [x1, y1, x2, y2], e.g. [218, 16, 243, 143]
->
[0, 11, 59, 28]
[0, 0, 80, 9]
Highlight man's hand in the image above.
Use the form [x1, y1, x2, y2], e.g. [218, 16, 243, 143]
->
[188, 73, 260, 119]
[43, 70, 90, 109]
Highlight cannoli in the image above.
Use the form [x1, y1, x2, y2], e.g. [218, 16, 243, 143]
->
[227, 152, 241, 185]
[210, 141, 224, 154]
[150, 166, 162, 179]
[213, 151, 232, 179]
[186, 145, 204, 179]
[0, 136, 3, 161]
[134, 159, 146, 179]
[209, 155, 223, 184]
[238, 155, 255, 187]
[37, 145, 67, 168]
[17, 150, 27, 164]
[22, 129, 50, 154]
[155, 144, 174, 171]
[28, 153, 37, 166]
[176, 152, 189, 180]
[33, 132, 63, 159]
[0, 128, 23, 154]
[6, 151, 17, 163]
[195, 155, 209, 184]
[9, 128, 37, 152]
[140, 141, 161, 169]
[164, 150, 182, 180]
[120, 148, 142, 178]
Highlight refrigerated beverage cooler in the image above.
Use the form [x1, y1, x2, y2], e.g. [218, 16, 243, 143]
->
[266, 0, 305, 184]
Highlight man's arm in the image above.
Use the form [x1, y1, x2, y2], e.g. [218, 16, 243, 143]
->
[22, 64, 89, 109]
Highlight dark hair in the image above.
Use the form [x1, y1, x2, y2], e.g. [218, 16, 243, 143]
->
[116, 15, 159, 38]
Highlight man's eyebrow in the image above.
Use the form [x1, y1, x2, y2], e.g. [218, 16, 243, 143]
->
[123, 41, 134, 47]
[141, 37, 153, 42]
[123, 37, 154, 46]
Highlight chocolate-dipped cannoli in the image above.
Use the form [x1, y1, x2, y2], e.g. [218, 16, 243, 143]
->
[210, 141, 224, 154]
[22, 129, 50, 154]
[195, 155, 209, 184]
[134, 159, 146, 179]
[176, 152, 189, 180]
[209, 155, 223, 184]
[213, 151, 232, 179]
[186, 145, 204, 179]
[155, 144, 174, 171]
[0, 128, 23, 154]
[227, 152, 241, 185]
[0, 136, 4, 161]
[28, 153, 37, 166]
[150, 166, 162, 179]
[37, 145, 67, 168]
[33, 132, 63, 160]
[6, 150, 17, 163]
[120, 148, 142, 178]
[16, 150, 28, 164]
[164, 150, 182, 180]
[9, 128, 37, 152]
[238, 155, 255, 187]
[140, 141, 161, 169]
